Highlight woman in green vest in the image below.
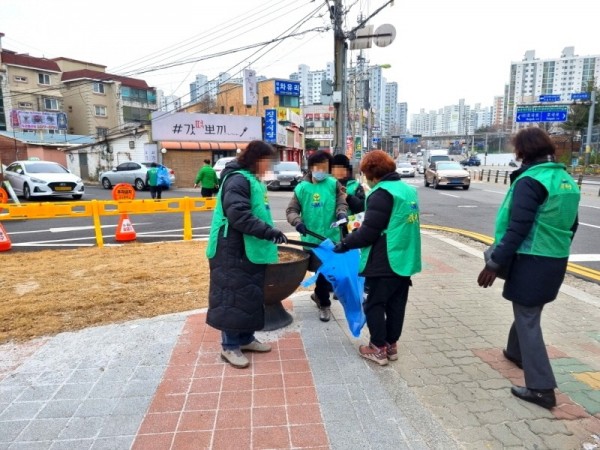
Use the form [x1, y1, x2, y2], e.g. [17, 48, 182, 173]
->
[333, 150, 422, 366]
[331, 154, 365, 215]
[286, 151, 348, 322]
[478, 127, 580, 409]
[206, 141, 288, 369]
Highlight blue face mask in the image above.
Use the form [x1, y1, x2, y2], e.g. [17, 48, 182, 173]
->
[312, 171, 328, 182]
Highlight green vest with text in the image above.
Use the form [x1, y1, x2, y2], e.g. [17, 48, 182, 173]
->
[359, 180, 422, 276]
[494, 162, 580, 258]
[294, 176, 340, 245]
[206, 170, 278, 264]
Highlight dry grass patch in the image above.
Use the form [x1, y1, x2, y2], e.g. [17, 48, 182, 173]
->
[0, 241, 209, 344]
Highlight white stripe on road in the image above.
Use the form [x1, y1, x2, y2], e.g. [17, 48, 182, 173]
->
[483, 189, 505, 194]
[439, 193, 460, 198]
[457, 205, 478, 208]
[569, 254, 600, 262]
[580, 204, 600, 209]
[579, 222, 600, 229]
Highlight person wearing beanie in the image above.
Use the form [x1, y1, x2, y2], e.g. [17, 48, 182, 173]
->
[331, 154, 365, 214]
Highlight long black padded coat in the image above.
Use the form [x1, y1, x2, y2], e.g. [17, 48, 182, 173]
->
[206, 161, 278, 333]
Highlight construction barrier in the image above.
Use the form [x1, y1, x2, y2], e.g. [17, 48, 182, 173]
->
[0, 196, 217, 248]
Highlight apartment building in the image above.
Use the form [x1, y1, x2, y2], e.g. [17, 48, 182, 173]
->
[505, 47, 600, 131]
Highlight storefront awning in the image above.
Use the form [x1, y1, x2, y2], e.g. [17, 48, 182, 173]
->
[159, 141, 249, 150]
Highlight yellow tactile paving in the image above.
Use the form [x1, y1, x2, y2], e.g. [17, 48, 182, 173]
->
[573, 372, 600, 389]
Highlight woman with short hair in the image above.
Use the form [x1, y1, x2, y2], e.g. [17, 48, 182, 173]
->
[334, 150, 422, 365]
[206, 140, 288, 369]
[478, 127, 580, 408]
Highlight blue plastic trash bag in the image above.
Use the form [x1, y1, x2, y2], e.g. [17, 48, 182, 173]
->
[157, 165, 171, 188]
[301, 239, 366, 337]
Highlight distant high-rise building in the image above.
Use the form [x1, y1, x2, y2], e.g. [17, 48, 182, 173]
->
[157, 90, 181, 112]
[506, 47, 600, 131]
[397, 102, 408, 135]
[189, 72, 232, 104]
[383, 82, 398, 137]
[492, 95, 505, 130]
[289, 63, 334, 106]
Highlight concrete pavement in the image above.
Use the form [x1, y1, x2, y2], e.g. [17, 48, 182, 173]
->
[1, 231, 600, 449]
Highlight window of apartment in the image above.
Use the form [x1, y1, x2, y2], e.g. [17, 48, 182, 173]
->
[38, 73, 51, 85]
[263, 96, 269, 106]
[95, 105, 107, 117]
[14, 75, 27, 83]
[279, 96, 300, 108]
[221, 106, 225, 114]
[18, 102, 33, 109]
[44, 98, 59, 110]
[229, 106, 234, 113]
[96, 127, 108, 138]
[93, 82, 105, 94]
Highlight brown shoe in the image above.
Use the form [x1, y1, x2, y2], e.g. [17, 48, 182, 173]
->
[359, 343, 388, 366]
[221, 349, 249, 368]
[310, 293, 320, 308]
[386, 342, 398, 361]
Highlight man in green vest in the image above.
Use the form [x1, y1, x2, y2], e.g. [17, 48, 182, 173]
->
[194, 159, 219, 197]
[145, 162, 162, 199]
[333, 150, 421, 366]
[286, 151, 348, 322]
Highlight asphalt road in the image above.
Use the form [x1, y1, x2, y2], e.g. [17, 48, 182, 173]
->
[2, 179, 600, 275]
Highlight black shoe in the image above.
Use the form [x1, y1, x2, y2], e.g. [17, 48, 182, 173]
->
[310, 293, 320, 308]
[510, 386, 556, 409]
[503, 349, 523, 369]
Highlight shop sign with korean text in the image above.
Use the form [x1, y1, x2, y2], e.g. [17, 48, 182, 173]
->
[151, 112, 262, 142]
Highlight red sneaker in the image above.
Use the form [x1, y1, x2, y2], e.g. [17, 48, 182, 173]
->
[386, 342, 398, 361]
[359, 343, 388, 366]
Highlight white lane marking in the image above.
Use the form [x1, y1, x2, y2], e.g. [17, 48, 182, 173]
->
[483, 189, 505, 194]
[580, 222, 600, 229]
[580, 204, 600, 209]
[569, 254, 600, 262]
[439, 193, 460, 198]
[457, 205, 478, 208]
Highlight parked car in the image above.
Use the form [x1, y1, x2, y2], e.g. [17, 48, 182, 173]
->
[416, 161, 425, 174]
[396, 162, 416, 178]
[460, 156, 481, 166]
[213, 157, 236, 180]
[99, 162, 175, 190]
[424, 161, 471, 190]
[266, 161, 303, 190]
[3, 160, 85, 200]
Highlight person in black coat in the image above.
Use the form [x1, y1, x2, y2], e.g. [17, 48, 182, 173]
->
[331, 154, 365, 214]
[206, 141, 287, 369]
[478, 128, 580, 409]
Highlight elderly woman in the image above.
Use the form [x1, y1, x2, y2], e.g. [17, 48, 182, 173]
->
[334, 150, 422, 365]
[478, 127, 580, 408]
[206, 141, 288, 369]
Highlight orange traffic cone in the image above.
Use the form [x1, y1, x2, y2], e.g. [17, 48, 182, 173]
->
[0, 222, 11, 252]
[115, 214, 137, 242]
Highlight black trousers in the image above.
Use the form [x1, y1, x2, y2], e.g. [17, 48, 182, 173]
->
[201, 187, 216, 197]
[149, 185, 163, 199]
[506, 303, 556, 390]
[314, 274, 332, 307]
[363, 276, 411, 347]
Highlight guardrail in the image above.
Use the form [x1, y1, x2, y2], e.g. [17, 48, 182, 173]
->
[0, 197, 217, 247]
[469, 169, 600, 196]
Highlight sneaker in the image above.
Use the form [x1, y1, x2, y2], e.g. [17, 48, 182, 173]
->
[221, 348, 249, 368]
[359, 343, 388, 366]
[319, 306, 331, 322]
[240, 339, 272, 353]
[386, 342, 398, 361]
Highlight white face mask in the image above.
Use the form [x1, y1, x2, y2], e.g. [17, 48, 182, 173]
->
[312, 171, 328, 182]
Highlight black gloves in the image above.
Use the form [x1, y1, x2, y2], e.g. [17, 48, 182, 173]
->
[266, 228, 288, 245]
[295, 222, 307, 236]
[333, 241, 349, 253]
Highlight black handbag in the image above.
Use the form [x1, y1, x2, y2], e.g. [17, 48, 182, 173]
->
[483, 244, 513, 280]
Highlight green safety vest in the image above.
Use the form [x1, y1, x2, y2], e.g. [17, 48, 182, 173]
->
[494, 162, 580, 258]
[346, 179, 359, 196]
[147, 167, 158, 186]
[206, 170, 278, 264]
[294, 176, 341, 245]
[359, 180, 422, 276]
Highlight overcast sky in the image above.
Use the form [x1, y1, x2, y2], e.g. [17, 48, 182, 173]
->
[2, 0, 599, 118]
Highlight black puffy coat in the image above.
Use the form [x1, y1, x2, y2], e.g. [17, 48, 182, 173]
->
[206, 162, 277, 333]
[489, 162, 579, 306]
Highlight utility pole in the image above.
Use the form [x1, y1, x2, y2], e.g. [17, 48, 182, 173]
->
[584, 90, 596, 167]
[333, 0, 347, 155]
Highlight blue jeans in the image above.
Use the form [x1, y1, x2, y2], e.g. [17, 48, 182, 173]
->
[222, 331, 255, 351]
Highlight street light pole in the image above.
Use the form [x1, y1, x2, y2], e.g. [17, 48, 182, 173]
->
[333, 0, 346, 155]
[584, 90, 596, 167]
